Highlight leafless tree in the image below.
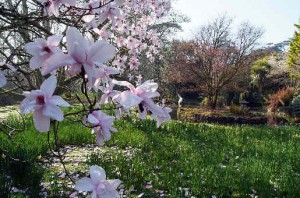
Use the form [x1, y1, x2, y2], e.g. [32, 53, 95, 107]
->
[166, 15, 264, 109]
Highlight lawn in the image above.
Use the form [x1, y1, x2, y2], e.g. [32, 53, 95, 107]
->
[1, 112, 300, 197]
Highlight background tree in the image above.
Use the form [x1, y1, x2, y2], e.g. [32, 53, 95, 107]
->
[287, 22, 300, 82]
[250, 57, 272, 95]
[165, 15, 264, 109]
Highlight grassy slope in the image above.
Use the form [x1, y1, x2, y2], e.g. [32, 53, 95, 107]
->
[1, 114, 300, 197]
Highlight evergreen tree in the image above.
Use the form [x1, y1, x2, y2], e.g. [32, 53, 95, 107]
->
[288, 23, 300, 78]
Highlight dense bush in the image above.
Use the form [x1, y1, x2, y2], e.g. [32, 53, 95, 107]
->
[267, 87, 295, 113]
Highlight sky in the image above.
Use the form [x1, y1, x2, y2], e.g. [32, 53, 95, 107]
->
[172, 0, 300, 45]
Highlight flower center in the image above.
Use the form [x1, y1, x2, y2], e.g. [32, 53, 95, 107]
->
[36, 95, 45, 105]
[44, 1, 52, 7]
[43, 46, 51, 53]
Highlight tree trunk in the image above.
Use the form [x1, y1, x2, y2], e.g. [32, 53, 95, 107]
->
[208, 90, 219, 109]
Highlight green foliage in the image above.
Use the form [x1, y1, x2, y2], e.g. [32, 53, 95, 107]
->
[289, 95, 300, 118]
[251, 57, 272, 76]
[250, 57, 272, 92]
[242, 91, 264, 108]
[287, 23, 300, 78]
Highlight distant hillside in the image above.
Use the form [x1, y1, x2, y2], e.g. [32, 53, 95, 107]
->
[264, 40, 290, 53]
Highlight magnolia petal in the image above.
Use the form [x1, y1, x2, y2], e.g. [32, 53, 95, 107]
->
[88, 41, 116, 64]
[140, 91, 160, 99]
[144, 98, 165, 116]
[72, 43, 87, 64]
[50, 4, 60, 17]
[66, 27, 89, 56]
[97, 11, 109, 25]
[50, 95, 70, 107]
[42, 104, 64, 121]
[102, 66, 119, 75]
[20, 98, 37, 114]
[33, 110, 50, 132]
[143, 80, 158, 91]
[102, 128, 111, 141]
[29, 55, 47, 69]
[107, 179, 121, 189]
[42, 53, 75, 75]
[47, 35, 62, 46]
[90, 166, 106, 183]
[83, 63, 97, 90]
[91, 191, 98, 198]
[61, 0, 76, 6]
[112, 79, 135, 90]
[96, 132, 105, 146]
[40, 76, 57, 96]
[100, 187, 120, 198]
[116, 91, 142, 108]
[87, 113, 99, 124]
[75, 177, 94, 191]
[66, 63, 82, 77]
[24, 39, 46, 56]
[23, 90, 42, 100]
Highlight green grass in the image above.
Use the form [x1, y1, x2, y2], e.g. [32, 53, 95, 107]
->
[1, 113, 300, 197]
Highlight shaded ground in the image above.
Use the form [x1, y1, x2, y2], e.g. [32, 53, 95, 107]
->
[37, 145, 139, 197]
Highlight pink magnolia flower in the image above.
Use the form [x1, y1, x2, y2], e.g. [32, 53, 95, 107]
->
[38, 0, 76, 17]
[82, 0, 101, 14]
[97, 0, 124, 24]
[93, 28, 113, 40]
[128, 56, 140, 70]
[24, 35, 62, 69]
[126, 36, 139, 49]
[120, 23, 130, 34]
[87, 110, 117, 146]
[112, 79, 171, 126]
[75, 165, 121, 198]
[115, 36, 126, 47]
[113, 80, 161, 112]
[20, 76, 70, 132]
[113, 55, 127, 71]
[151, 105, 172, 127]
[43, 27, 116, 90]
[99, 82, 120, 104]
[92, 66, 119, 90]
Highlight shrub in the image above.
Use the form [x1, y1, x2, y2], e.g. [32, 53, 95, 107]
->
[267, 87, 295, 113]
[229, 104, 250, 115]
[241, 91, 264, 108]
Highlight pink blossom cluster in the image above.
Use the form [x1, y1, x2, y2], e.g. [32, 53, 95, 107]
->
[18, 0, 172, 196]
